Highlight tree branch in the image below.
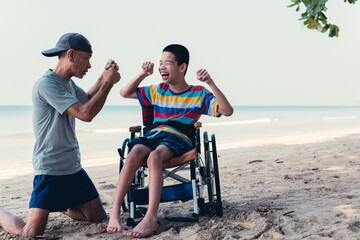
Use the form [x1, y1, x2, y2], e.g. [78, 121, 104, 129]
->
[288, 0, 357, 37]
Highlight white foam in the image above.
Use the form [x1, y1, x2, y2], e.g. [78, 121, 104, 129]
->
[322, 116, 356, 121]
[204, 118, 278, 127]
[217, 127, 360, 150]
[77, 128, 129, 134]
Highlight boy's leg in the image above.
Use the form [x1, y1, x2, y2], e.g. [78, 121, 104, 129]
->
[124, 144, 173, 238]
[107, 144, 152, 233]
[0, 207, 49, 238]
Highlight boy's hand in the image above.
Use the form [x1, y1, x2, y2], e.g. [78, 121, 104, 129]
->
[196, 69, 213, 84]
[142, 61, 154, 76]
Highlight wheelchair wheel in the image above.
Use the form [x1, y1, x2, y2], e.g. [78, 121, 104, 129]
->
[211, 133, 223, 217]
[118, 138, 130, 212]
[203, 132, 213, 202]
[203, 132, 223, 217]
[119, 138, 130, 174]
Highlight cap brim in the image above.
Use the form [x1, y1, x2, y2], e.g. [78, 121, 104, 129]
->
[41, 47, 67, 57]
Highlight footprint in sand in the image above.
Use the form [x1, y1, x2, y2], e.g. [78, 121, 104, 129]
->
[348, 221, 360, 233]
[334, 205, 360, 218]
[99, 184, 116, 190]
[84, 224, 107, 237]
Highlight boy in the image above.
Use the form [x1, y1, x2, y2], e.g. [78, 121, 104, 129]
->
[107, 44, 233, 238]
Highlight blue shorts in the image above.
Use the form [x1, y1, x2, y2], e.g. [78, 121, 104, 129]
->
[128, 130, 194, 158]
[29, 169, 99, 212]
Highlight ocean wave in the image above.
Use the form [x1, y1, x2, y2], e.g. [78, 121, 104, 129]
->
[76, 119, 278, 133]
[0, 132, 34, 139]
[203, 118, 278, 127]
[322, 116, 356, 121]
[0, 128, 131, 138]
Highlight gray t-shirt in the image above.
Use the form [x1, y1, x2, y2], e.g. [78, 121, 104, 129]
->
[32, 70, 88, 176]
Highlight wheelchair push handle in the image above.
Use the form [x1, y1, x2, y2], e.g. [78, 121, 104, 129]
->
[129, 125, 142, 132]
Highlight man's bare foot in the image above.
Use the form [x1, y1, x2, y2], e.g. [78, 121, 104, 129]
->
[124, 215, 158, 238]
[106, 210, 123, 233]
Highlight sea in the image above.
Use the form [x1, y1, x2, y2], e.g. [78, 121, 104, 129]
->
[2, 105, 360, 138]
[1, 105, 360, 179]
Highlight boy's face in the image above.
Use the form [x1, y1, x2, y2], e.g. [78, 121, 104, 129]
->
[159, 51, 184, 84]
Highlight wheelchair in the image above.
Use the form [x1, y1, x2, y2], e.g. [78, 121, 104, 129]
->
[117, 106, 223, 227]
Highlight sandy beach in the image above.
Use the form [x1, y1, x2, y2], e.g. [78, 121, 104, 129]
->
[1, 130, 360, 239]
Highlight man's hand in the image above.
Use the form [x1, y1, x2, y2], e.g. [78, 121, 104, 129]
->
[142, 61, 154, 76]
[103, 59, 121, 85]
[196, 69, 213, 84]
[105, 59, 119, 71]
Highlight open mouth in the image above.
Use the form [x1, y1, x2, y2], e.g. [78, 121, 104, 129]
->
[161, 72, 169, 80]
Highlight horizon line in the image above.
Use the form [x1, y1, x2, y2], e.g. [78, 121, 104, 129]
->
[0, 105, 359, 108]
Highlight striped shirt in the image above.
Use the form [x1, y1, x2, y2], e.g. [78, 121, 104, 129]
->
[136, 83, 221, 144]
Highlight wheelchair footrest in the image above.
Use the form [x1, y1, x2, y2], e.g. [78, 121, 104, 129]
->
[127, 217, 161, 228]
[129, 182, 193, 205]
[127, 218, 141, 227]
[165, 213, 199, 223]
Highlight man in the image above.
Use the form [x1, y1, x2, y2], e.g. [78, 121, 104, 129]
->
[107, 44, 233, 237]
[0, 33, 120, 238]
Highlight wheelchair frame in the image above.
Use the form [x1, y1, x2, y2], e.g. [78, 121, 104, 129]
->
[117, 123, 223, 226]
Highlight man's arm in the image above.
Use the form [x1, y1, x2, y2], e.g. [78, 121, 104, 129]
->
[87, 60, 119, 100]
[196, 69, 233, 117]
[65, 63, 121, 122]
[120, 61, 154, 99]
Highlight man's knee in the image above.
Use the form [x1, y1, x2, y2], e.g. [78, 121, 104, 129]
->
[20, 224, 46, 238]
[89, 209, 107, 223]
[21, 208, 49, 237]
[28, 228, 45, 237]
[79, 198, 107, 223]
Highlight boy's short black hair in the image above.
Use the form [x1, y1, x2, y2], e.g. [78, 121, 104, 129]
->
[162, 44, 190, 75]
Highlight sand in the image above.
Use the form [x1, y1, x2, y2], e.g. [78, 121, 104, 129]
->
[1, 133, 360, 239]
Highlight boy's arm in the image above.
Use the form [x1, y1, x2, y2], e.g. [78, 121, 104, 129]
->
[120, 61, 154, 99]
[197, 69, 233, 116]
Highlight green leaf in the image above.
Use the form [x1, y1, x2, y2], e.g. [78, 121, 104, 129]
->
[307, 18, 316, 29]
[319, 12, 327, 21]
[289, 0, 357, 37]
[329, 25, 339, 37]
[300, 16, 310, 21]
[319, 0, 328, 5]
[301, 12, 308, 17]
[287, 2, 298, 7]
[315, 5, 323, 13]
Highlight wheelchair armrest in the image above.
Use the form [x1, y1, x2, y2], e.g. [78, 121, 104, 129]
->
[194, 122, 202, 128]
[129, 125, 142, 132]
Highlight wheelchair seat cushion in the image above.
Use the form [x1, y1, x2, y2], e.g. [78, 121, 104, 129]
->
[128, 129, 194, 158]
[139, 148, 197, 169]
[161, 148, 197, 168]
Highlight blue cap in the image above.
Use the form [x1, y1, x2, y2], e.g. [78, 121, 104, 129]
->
[42, 33, 92, 57]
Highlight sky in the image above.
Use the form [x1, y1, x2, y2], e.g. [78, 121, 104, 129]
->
[0, 0, 360, 106]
